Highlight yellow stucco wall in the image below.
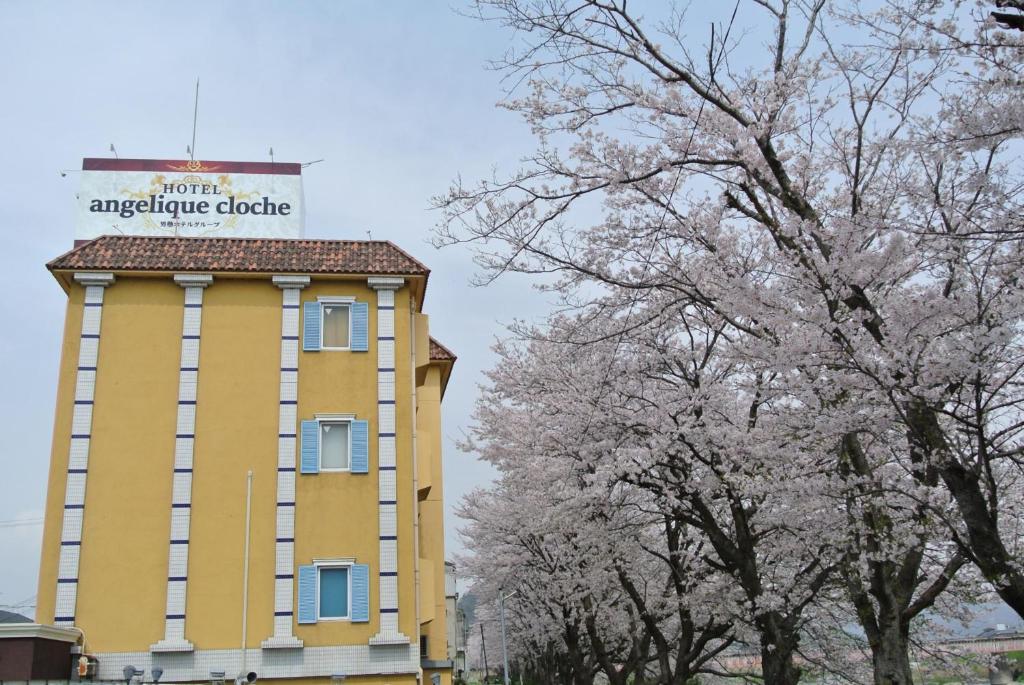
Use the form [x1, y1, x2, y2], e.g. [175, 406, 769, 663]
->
[293, 281, 417, 645]
[38, 278, 185, 650]
[186, 278, 282, 649]
[416, 366, 448, 664]
[37, 272, 449, 679]
[36, 287, 83, 625]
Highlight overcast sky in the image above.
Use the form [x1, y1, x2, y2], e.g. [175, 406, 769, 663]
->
[0, 0, 551, 617]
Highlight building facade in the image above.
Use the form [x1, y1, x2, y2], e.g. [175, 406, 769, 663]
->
[443, 563, 465, 680]
[35, 236, 455, 685]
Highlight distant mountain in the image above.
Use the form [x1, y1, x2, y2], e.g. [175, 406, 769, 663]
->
[960, 602, 1023, 636]
[459, 590, 477, 627]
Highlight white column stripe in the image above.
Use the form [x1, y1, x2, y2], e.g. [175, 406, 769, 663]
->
[368, 277, 408, 646]
[268, 277, 308, 647]
[153, 280, 209, 653]
[54, 278, 111, 627]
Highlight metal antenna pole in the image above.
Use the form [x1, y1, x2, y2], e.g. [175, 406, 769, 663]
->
[190, 79, 200, 161]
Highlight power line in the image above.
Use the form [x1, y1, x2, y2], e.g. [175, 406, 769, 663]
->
[0, 594, 37, 611]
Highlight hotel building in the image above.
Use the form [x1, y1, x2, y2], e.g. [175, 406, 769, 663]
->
[32, 235, 455, 685]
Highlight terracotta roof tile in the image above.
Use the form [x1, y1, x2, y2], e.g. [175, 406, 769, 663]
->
[429, 337, 456, 362]
[48, 235, 430, 276]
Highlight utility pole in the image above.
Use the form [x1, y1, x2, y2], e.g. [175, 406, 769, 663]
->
[480, 623, 490, 684]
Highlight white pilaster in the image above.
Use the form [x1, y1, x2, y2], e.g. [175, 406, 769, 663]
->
[54, 272, 114, 627]
[152, 273, 212, 653]
[367, 277, 409, 646]
[262, 275, 310, 650]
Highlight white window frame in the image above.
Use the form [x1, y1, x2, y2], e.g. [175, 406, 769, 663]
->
[314, 559, 354, 621]
[316, 413, 354, 473]
[318, 296, 355, 351]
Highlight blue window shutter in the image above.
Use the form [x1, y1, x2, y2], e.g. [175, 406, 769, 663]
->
[351, 564, 370, 622]
[351, 302, 369, 352]
[351, 420, 369, 473]
[298, 564, 317, 624]
[300, 420, 319, 474]
[303, 301, 321, 351]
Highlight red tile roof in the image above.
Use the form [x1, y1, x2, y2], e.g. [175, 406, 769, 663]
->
[429, 337, 456, 362]
[48, 235, 430, 276]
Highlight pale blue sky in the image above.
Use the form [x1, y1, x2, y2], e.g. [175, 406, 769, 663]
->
[0, 0, 546, 616]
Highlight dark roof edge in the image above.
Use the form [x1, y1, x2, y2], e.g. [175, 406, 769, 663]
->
[383, 240, 431, 276]
[45, 236, 103, 271]
[46, 235, 432, 276]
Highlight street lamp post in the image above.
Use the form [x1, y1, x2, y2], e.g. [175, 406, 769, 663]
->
[498, 589, 518, 685]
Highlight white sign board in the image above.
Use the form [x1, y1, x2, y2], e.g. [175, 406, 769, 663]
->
[75, 158, 304, 240]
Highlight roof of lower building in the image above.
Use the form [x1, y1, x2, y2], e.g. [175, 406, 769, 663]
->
[428, 338, 457, 398]
[0, 610, 31, 624]
[976, 625, 1023, 639]
[48, 235, 430, 276]
[429, 337, 457, 362]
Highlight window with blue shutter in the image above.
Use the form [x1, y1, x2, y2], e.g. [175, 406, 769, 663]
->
[297, 564, 317, 624]
[299, 563, 366, 624]
[300, 420, 319, 474]
[302, 301, 321, 351]
[319, 567, 350, 619]
[351, 420, 369, 473]
[351, 564, 370, 622]
[301, 417, 369, 474]
[303, 299, 369, 353]
[351, 302, 369, 352]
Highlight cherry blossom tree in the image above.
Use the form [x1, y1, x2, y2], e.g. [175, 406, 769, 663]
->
[459, 363, 740, 685]
[463, 296, 982, 684]
[435, 7, 1024, 677]
[463, 305, 845, 685]
[459, 481, 612, 685]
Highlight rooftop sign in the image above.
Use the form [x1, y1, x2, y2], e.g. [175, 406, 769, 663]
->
[76, 158, 304, 241]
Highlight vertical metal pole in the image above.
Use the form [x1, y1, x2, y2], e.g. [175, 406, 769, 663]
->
[241, 470, 253, 676]
[499, 591, 510, 685]
[480, 623, 489, 682]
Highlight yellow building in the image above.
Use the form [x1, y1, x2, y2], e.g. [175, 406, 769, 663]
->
[35, 236, 456, 685]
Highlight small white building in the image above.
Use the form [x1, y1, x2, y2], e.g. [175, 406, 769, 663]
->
[445, 561, 467, 678]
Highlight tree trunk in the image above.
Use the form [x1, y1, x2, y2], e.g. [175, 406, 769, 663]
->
[870, 610, 915, 685]
[582, 606, 633, 685]
[760, 639, 801, 685]
[937, 458, 1024, 617]
[563, 623, 593, 685]
[907, 399, 1024, 617]
[756, 614, 802, 685]
[839, 433, 920, 685]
